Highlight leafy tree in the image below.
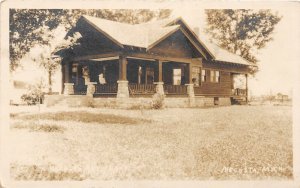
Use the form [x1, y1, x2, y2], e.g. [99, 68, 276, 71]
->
[205, 9, 281, 73]
[31, 29, 82, 93]
[10, 9, 172, 71]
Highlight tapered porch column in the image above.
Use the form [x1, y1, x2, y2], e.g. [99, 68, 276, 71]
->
[154, 60, 164, 95]
[185, 63, 195, 106]
[63, 61, 74, 95]
[117, 55, 129, 98]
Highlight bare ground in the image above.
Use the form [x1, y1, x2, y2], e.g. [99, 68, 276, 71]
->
[9, 105, 293, 180]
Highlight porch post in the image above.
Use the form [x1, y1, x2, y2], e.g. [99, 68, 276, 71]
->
[158, 60, 163, 82]
[188, 63, 193, 84]
[61, 60, 65, 94]
[117, 55, 129, 98]
[154, 60, 164, 95]
[246, 74, 248, 103]
[86, 82, 97, 97]
[185, 63, 195, 106]
[63, 61, 74, 95]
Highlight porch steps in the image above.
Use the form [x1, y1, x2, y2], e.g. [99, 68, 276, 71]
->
[231, 96, 247, 105]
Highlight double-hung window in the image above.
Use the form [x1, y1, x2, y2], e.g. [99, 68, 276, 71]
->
[201, 69, 206, 82]
[210, 70, 220, 83]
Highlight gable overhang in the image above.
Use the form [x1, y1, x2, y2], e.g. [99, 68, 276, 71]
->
[165, 17, 215, 59]
[146, 27, 209, 60]
[81, 16, 124, 48]
[146, 26, 180, 52]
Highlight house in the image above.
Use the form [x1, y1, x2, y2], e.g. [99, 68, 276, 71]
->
[49, 15, 255, 107]
[275, 93, 289, 102]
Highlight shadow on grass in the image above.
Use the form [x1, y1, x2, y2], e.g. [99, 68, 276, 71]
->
[11, 122, 65, 133]
[11, 111, 151, 125]
[11, 164, 86, 181]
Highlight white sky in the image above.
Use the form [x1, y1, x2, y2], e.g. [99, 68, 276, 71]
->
[13, 7, 300, 97]
[172, 7, 299, 96]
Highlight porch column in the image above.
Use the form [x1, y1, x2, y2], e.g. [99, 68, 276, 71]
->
[63, 61, 74, 95]
[117, 55, 129, 98]
[154, 60, 164, 95]
[158, 60, 163, 82]
[246, 74, 248, 103]
[185, 63, 195, 106]
[86, 82, 97, 97]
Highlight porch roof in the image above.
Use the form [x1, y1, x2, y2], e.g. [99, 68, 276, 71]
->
[79, 15, 254, 67]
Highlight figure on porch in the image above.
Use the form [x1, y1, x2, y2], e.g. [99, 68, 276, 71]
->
[98, 73, 106, 85]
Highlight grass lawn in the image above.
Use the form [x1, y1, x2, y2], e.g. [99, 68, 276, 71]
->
[9, 105, 293, 180]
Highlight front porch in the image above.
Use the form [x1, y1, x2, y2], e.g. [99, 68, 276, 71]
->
[62, 55, 194, 98]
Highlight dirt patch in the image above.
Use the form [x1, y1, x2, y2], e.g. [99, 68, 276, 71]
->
[12, 111, 151, 125]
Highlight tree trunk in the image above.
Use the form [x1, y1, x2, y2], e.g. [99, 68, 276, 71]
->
[48, 70, 52, 94]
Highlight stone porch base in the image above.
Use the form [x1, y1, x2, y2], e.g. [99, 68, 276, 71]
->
[44, 95, 232, 108]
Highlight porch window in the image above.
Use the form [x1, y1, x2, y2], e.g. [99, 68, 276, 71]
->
[145, 67, 154, 84]
[192, 67, 200, 86]
[138, 66, 142, 84]
[210, 70, 220, 83]
[201, 69, 206, 82]
[173, 68, 182, 85]
[72, 64, 78, 84]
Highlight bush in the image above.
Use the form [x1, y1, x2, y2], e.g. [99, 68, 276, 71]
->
[21, 81, 45, 105]
[151, 93, 165, 109]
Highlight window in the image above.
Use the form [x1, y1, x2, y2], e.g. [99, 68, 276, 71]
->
[216, 71, 220, 83]
[201, 69, 206, 82]
[173, 68, 182, 85]
[145, 67, 154, 84]
[192, 67, 200, 86]
[72, 64, 78, 84]
[210, 70, 220, 83]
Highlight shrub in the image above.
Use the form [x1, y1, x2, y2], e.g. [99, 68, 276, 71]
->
[21, 80, 45, 105]
[151, 93, 165, 109]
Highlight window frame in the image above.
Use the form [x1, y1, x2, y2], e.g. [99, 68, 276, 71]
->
[209, 70, 220, 83]
[201, 69, 207, 83]
[192, 66, 201, 86]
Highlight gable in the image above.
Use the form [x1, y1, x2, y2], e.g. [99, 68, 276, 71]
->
[64, 17, 122, 57]
[148, 29, 204, 59]
[165, 18, 215, 60]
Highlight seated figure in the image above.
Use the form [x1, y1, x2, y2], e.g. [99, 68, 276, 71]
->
[98, 73, 106, 84]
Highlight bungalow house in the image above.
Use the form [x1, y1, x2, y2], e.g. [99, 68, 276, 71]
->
[50, 15, 254, 107]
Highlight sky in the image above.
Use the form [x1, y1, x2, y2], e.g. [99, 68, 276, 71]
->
[12, 6, 300, 97]
[172, 7, 299, 97]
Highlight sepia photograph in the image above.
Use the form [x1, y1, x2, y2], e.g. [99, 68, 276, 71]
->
[0, 0, 299, 187]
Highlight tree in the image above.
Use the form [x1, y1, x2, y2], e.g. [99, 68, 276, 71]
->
[205, 9, 281, 73]
[10, 9, 172, 71]
[31, 28, 82, 93]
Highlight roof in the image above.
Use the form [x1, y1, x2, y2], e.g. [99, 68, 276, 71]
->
[81, 15, 254, 66]
[82, 15, 180, 48]
[202, 39, 254, 66]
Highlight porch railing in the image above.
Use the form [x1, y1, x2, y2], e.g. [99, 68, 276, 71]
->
[74, 85, 87, 95]
[232, 88, 247, 96]
[95, 84, 118, 94]
[194, 87, 202, 95]
[164, 85, 187, 95]
[128, 84, 156, 95]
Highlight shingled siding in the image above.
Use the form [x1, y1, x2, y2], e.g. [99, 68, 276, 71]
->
[195, 71, 232, 96]
[149, 30, 201, 58]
